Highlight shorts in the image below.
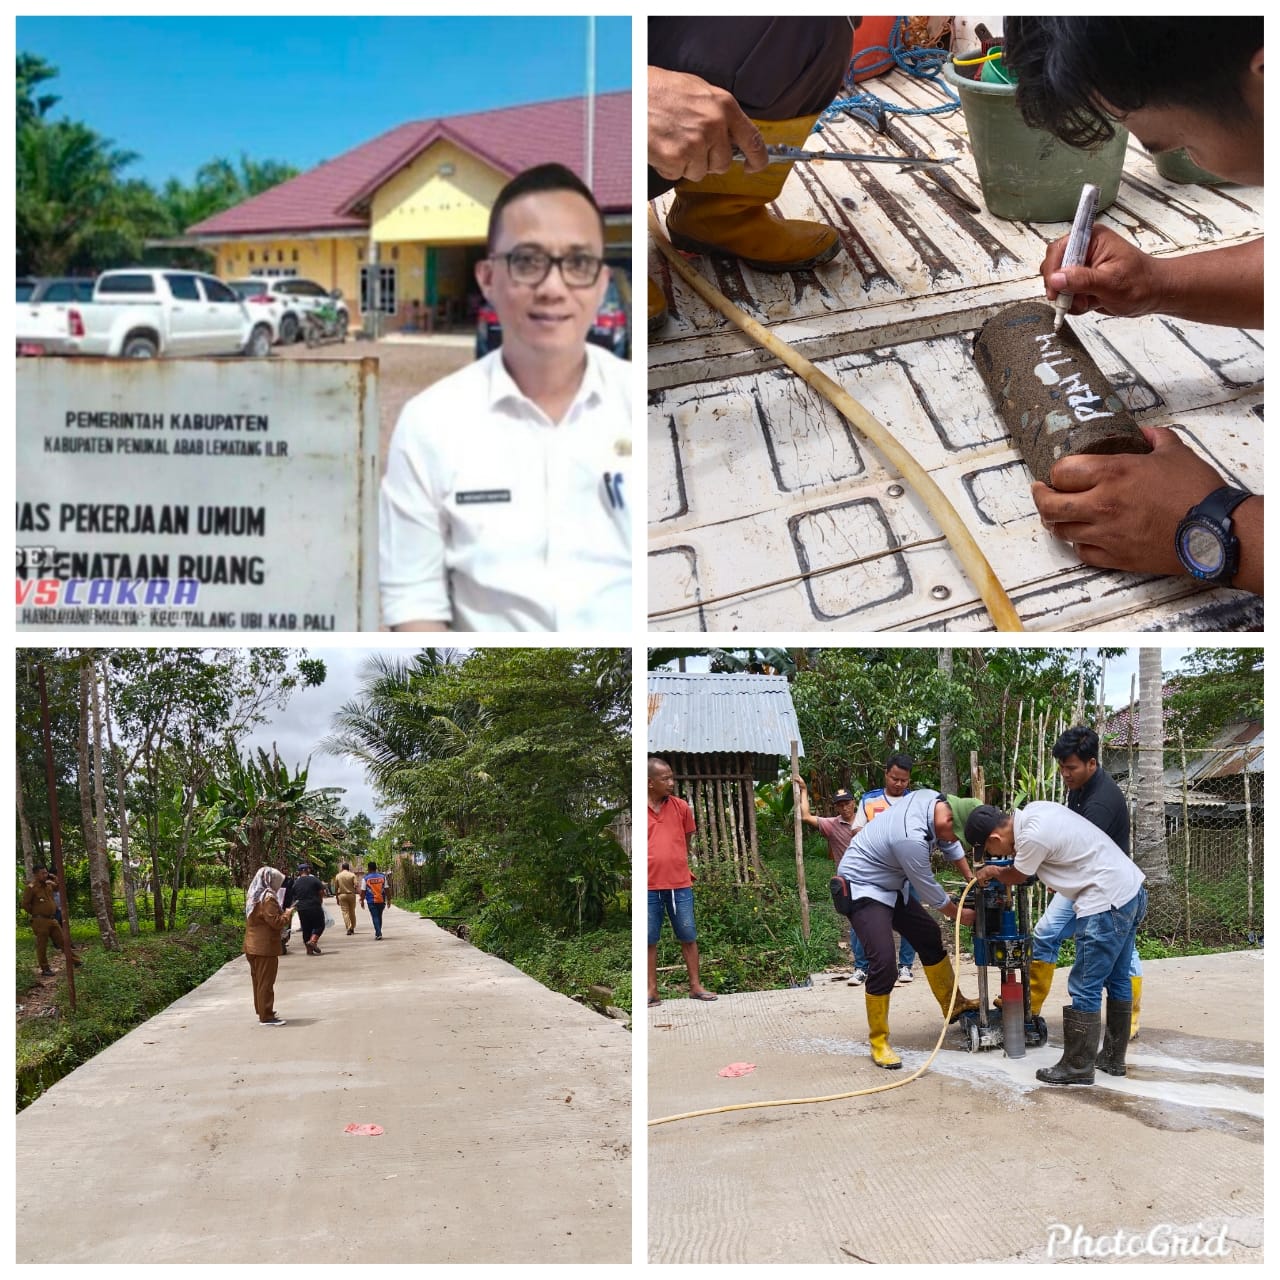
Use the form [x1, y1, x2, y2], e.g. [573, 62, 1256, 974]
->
[648, 887, 697, 946]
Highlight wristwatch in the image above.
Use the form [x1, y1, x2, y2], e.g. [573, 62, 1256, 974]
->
[1174, 486, 1251, 584]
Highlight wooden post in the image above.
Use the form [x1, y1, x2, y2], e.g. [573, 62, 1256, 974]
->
[790, 740, 811, 941]
[1127, 675, 1138, 834]
[1178, 730, 1192, 945]
[1242, 758, 1255, 935]
[747, 757, 761, 877]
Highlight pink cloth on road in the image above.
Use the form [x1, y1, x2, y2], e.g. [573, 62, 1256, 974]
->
[344, 1123, 384, 1136]
[717, 1063, 756, 1078]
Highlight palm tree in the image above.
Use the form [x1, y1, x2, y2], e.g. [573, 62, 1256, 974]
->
[16, 119, 165, 273]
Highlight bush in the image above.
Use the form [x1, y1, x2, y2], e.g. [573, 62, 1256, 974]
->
[16, 920, 244, 1110]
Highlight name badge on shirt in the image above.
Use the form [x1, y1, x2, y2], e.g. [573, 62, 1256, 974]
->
[456, 489, 512, 505]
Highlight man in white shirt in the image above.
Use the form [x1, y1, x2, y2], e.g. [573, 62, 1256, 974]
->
[967, 802, 1147, 1086]
[380, 162, 631, 631]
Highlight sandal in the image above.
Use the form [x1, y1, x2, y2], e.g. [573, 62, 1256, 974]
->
[688, 991, 718, 1001]
[648, 996, 662, 1007]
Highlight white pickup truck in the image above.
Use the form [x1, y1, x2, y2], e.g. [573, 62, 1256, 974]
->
[19, 268, 273, 358]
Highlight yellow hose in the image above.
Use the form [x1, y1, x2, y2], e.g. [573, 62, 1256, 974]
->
[648, 208, 1024, 631]
[649, 878, 979, 1127]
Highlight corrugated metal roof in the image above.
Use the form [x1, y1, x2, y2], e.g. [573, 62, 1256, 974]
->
[188, 91, 630, 237]
[647, 672, 803, 756]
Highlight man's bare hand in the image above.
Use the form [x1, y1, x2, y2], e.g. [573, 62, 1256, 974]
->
[1041, 225, 1164, 320]
[648, 66, 768, 181]
[1032, 426, 1260, 592]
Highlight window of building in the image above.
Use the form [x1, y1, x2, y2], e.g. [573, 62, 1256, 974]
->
[248, 250, 255, 264]
[360, 265, 398, 314]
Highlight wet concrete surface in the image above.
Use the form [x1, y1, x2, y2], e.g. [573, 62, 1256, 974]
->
[648, 951, 1262, 1263]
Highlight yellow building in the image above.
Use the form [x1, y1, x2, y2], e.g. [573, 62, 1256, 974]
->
[185, 91, 631, 331]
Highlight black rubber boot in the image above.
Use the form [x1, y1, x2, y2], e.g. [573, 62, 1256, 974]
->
[1035, 1006, 1101, 1086]
[1095, 998, 1133, 1077]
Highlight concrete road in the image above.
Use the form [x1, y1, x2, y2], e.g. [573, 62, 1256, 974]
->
[648, 952, 1262, 1264]
[17, 906, 630, 1263]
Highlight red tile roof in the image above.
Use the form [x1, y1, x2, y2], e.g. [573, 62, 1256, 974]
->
[188, 90, 630, 237]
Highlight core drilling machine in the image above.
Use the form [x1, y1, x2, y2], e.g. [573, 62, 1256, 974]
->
[956, 859, 1047, 1057]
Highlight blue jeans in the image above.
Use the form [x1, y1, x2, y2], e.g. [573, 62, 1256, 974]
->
[367, 901, 385, 937]
[1066, 888, 1147, 1013]
[648, 888, 697, 946]
[1033, 889, 1142, 976]
[851, 884, 917, 970]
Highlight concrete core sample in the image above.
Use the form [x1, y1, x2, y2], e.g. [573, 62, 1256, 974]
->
[973, 300, 1152, 483]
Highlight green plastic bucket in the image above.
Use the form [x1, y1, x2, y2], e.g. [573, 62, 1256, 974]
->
[944, 48, 1129, 222]
[1153, 147, 1227, 186]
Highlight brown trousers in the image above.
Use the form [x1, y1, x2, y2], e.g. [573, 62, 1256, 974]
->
[337, 893, 358, 932]
[32, 917, 65, 969]
[247, 954, 280, 1021]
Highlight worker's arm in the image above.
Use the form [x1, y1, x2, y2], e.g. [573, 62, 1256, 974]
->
[791, 776, 821, 828]
[938, 900, 976, 925]
[392, 620, 449, 631]
[1032, 428, 1263, 596]
[975, 863, 1030, 886]
[1043, 228, 1263, 330]
[648, 66, 768, 181]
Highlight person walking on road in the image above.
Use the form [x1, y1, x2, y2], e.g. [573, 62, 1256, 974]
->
[244, 867, 295, 1027]
[21, 865, 81, 976]
[291, 863, 329, 955]
[335, 862, 360, 935]
[362, 862, 391, 939]
[647, 756, 717, 1007]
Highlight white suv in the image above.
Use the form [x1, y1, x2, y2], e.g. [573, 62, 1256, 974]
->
[228, 277, 349, 345]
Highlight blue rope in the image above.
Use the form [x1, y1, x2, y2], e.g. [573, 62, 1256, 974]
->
[817, 16, 960, 130]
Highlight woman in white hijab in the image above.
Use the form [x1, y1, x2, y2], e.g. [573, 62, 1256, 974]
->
[244, 867, 295, 1027]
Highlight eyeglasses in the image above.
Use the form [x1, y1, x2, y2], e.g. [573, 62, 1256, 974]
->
[490, 248, 604, 287]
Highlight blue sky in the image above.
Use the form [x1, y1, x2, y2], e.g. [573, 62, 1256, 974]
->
[17, 16, 632, 186]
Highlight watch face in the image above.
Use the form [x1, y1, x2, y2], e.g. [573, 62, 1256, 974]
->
[1179, 521, 1225, 575]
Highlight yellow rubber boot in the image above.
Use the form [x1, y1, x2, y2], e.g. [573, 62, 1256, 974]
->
[1028, 959, 1057, 1018]
[665, 115, 841, 272]
[647, 277, 668, 335]
[923, 957, 980, 1023]
[1130, 975, 1142, 1039]
[865, 992, 902, 1070]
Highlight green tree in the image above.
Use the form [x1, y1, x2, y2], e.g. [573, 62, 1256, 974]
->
[1166, 647, 1263, 745]
[16, 53, 59, 128]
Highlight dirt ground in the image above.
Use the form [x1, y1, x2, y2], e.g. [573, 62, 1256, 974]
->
[648, 951, 1262, 1265]
[17, 906, 631, 1264]
[274, 335, 473, 471]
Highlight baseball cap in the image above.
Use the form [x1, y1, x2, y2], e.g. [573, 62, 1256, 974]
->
[963, 805, 1008, 853]
[833, 789, 856, 805]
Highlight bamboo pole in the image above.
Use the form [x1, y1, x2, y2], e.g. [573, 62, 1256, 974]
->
[1178, 730, 1192, 945]
[1127, 675, 1138, 834]
[747, 760, 761, 877]
[1010, 699, 1024, 807]
[648, 208, 1024, 632]
[1242, 760, 1255, 935]
[791, 740, 811, 941]
[1096, 652, 1107, 735]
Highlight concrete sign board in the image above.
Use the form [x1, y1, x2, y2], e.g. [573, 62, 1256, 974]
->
[16, 358, 379, 631]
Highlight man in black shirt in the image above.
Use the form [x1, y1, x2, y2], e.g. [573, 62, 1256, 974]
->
[291, 863, 329, 956]
[1027, 726, 1144, 1053]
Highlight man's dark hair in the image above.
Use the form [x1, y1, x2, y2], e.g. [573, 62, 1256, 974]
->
[340, 862, 350, 871]
[1052, 725, 1100, 765]
[486, 162, 604, 253]
[34, 864, 48, 873]
[1002, 18, 1264, 148]
[367, 861, 378, 872]
[884, 753, 913, 774]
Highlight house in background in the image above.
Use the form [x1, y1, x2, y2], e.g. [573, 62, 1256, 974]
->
[179, 91, 630, 333]
[647, 672, 803, 883]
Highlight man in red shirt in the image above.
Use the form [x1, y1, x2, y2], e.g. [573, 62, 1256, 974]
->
[648, 756, 718, 1007]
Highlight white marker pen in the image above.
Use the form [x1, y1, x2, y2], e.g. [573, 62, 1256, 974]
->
[1053, 183, 1100, 332]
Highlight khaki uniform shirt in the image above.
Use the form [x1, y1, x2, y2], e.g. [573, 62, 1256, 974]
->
[244, 897, 288, 956]
[22, 880, 58, 918]
[334, 869, 359, 897]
